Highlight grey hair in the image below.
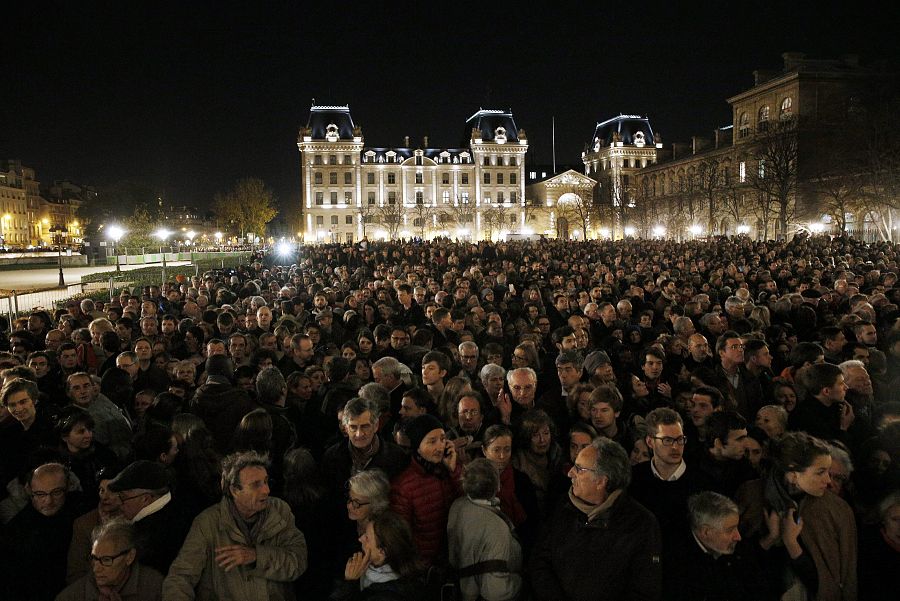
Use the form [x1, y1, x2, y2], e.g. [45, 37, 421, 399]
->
[458, 341, 479, 355]
[341, 397, 380, 425]
[588, 438, 631, 492]
[358, 382, 391, 416]
[838, 359, 867, 375]
[878, 490, 900, 522]
[372, 356, 401, 378]
[347, 469, 391, 515]
[688, 491, 739, 532]
[91, 517, 135, 549]
[672, 316, 694, 336]
[256, 366, 287, 404]
[758, 404, 789, 429]
[462, 458, 500, 501]
[506, 367, 537, 385]
[221, 451, 269, 499]
[479, 363, 505, 384]
[827, 444, 854, 474]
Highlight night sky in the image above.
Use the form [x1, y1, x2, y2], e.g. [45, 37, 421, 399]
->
[4, 2, 898, 212]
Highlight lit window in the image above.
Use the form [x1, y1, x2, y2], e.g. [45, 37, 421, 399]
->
[345, 192, 352, 203]
[739, 162, 746, 183]
[461, 192, 469, 204]
[442, 190, 450, 204]
[739, 113, 750, 138]
[758, 159, 766, 179]
[780, 97, 793, 118]
[758, 106, 769, 131]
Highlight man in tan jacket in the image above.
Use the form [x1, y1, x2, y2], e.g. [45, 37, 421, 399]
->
[163, 452, 307, 600]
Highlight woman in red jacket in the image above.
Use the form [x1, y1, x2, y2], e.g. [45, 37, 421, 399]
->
[390, 414, 461, 567]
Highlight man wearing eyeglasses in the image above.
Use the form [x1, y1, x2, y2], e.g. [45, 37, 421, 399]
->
[107, 460, 191, 576]
[3, 463, 81, 600]
[631, 409, 714, 577]
[530, 438, 662, 601]
[57, 520, 164, 601]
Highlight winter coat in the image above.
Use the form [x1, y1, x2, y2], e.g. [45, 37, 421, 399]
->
[390, 458, 461, 566]
[448, 497, 523, 601]
[162, 497, 307, 601]
[56, 562, 164, 601]
[736, 479, 857, 601]
[529, 491, 662, 601]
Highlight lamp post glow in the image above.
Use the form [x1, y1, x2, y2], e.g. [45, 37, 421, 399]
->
[156, 228, 171, 284]
[689, 225, 702, 237]
[652, 225, 666, 238]
[107, 225, 125, 273]
[623, 226, 636, 237]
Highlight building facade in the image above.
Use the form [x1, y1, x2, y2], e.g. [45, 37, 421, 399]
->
[297, 106, 528, 242]
[631, 52, 877, 240]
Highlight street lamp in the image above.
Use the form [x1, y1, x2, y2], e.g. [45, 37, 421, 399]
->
[155, 228, 171, 284]
[107, 224, 125, 273]
[49, 224, 68, 287]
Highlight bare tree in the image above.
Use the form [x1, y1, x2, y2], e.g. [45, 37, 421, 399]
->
[357, 197, 378, 239]
[748, 117, 799, 240]
[376, 198, 404, 239]
[695, 158, 724, 234]
[410, 202, 434, 239]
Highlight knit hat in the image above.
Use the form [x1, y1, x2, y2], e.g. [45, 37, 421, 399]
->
[403, 414, 445, 453]
[583, 350, 612, 376]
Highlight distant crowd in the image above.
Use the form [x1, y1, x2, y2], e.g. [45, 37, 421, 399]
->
[0, 234, 898, 601]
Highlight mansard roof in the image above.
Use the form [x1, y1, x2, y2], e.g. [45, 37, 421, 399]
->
[304, 105, 357, 140]
[588, 114, 656, 149]
[462, 109, 522, 146]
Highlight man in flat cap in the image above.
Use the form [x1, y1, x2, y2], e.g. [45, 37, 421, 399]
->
[108, 460, 191, 575]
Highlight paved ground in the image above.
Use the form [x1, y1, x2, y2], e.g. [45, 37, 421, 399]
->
[0, 261, 191, 292]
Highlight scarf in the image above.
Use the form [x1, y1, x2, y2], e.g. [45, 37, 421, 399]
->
[361, 563, 399, 590]
[412, 451, 450, 478]
[350, 435, 381, 475]
[514, 449, 550, 492]
[568, 487, 623, 522]
[228, 499, 269, 546]
[763, 468, 799, 516]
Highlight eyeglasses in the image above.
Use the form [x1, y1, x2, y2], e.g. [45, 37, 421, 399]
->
[90, 548, 132, 566]
[571, 463, 600, 475]
[32, 487, 66, 499]
[117, 492, 148, 503]
[345, 495, 371, 510]
[651, 435, 688, 447]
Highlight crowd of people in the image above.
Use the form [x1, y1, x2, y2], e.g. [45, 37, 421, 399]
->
[0, 233, 899, 601]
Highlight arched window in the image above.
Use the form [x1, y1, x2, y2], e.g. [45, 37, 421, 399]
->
[757, 106, 769, 131]
[738, 112, 750, 138]
[780, 97, 793, 118]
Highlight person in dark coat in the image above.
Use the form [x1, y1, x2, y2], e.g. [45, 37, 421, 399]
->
[529, 438, 662, 601]
[189, 355, 256, 454]
[107, 460, 192, 576]
[665, 491, 770, 601]
[0, 463, 82, 601]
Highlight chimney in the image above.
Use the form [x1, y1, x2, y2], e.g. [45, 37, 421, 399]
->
[782, 52, 807, 72]
[403, 136, 410, 147]
[672, 142, 690, 160]
[714, 128, 725, 149]
[692, 136, 711, 155]
[423, 136, 429, 148]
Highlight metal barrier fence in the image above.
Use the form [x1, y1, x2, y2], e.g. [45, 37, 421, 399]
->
[1, 283, 87, 324]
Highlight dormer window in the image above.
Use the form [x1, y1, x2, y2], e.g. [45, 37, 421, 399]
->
[494, 127, 507, 144]
[633, 131, 646, 147]
[325, 124, 339, 142]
